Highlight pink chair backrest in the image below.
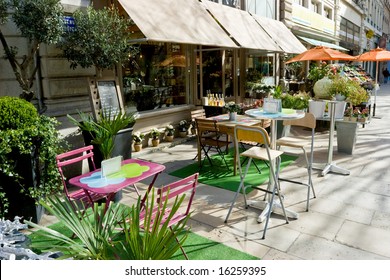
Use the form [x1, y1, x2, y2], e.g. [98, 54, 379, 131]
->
[55, 145, 96, 197]
[157, 173, 199, 216]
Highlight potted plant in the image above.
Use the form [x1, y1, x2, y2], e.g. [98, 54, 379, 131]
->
[165, 125, 175, 142]
[149, 128, 161, 147]
[0, 0, 64, 102]
[178, 120, 189, 137]
[343, 107, 352, 121]
[68, 110, 138, 164]
[132, 132, 145, 152]
[359, 108, 369, 123]
[224, 101, 241, 121]
[25, 192, 190, 260]
[58, 5, 132, 76]
[0, 97, 65, 222]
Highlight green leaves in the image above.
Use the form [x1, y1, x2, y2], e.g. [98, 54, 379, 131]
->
[59, 6, 132, 71]
[26, 190, 190, 260]
[68, 110, 137, 159]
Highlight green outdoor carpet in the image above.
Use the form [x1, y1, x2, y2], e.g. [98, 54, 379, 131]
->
[28, 222, 258, 260]
[170, 149, 297, 194]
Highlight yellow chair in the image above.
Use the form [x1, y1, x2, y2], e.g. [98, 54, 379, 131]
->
[276, 112, 316, 211]
[225, 125, 289, 239]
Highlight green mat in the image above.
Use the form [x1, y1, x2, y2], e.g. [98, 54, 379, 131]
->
[29, 222, 258, 260]
[170, 149, 297, 194]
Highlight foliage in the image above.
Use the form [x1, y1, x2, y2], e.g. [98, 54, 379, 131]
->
[347, 81, 370, 106]
[0, 96, 38, 129]
[0, 97, 65, 217]
[59, 5, 131, 72]
[178, 120, 189, 132]
[149, 128, 161, 139]
[68, 110, 138, 159]
[327, 75, 365, 101]
[279, 91, 311, 110]
[132, 131, 145, 143]
[165, 125, 175, 136]
[245, 82, 274, 98]
[344, 107, 352, 117]
[272, 85, 283, 99]
[25, 191, 189, 260]
[224, 101, 241, 113]
[307, 63, 334, 83]
[0, 0, 64, 101]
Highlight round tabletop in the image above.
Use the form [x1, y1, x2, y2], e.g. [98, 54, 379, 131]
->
[245, 108, 305, 120]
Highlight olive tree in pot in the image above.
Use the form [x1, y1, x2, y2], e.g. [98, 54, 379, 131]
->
[58, 5, 137, 76]
[0, 97, 65, 222]
[0, 0, 64, 103]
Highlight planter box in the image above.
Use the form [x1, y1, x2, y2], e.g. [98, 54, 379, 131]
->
[336, 121, 358, 154]
[0, 152, 43, 223]
[82, 126, 133, 168]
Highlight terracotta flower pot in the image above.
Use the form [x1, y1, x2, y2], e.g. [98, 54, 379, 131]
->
[152, 138, 160, 147]
[134, 143, 142, 152]
[165, 135, 174, 142]
[179, 131, 187, 138]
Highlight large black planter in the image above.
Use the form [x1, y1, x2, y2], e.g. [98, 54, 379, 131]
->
[0, 152, 43, 223]
[82, 126, 133, 168]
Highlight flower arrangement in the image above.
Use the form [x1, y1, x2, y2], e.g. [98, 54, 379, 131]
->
[224, 101, 241, 113]
[352, 108, 361, 118]
[178, 120, 189, 132]
[165, 124, 175, 136]
[344, 107, 353, 117]
[132, 131, 145, 143]
[360, 108, 369, 117]
[149, 128, 161, 139]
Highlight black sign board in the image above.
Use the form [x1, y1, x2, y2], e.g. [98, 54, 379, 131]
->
[88, 78, 124, 121]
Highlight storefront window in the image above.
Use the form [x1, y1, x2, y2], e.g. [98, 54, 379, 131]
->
[122, 43, 187, 111]
[245, 53, 275, 99]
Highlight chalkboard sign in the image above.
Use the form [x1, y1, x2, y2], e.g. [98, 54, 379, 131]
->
[88, 77, 124, 120]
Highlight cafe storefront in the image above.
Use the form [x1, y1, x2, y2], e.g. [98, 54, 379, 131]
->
[117, 0, 306, 133]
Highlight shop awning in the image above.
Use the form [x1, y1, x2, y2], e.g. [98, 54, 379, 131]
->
[298, 36, 349, 51]
[202, 1, 282, 52]
[251, 15, 306, 54]
[118, 0, 237, 48]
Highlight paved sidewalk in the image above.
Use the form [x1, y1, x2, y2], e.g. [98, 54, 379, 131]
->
[122, 85, 390, 260]
[42, 84, 390, 260]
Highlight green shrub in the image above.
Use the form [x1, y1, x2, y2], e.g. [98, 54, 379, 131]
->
[0, 97, 65, 217]
[0, 96, 39, 130]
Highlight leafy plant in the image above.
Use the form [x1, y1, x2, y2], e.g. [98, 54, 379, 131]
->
[59, 5, 132, 73]
[25, 191, 189, 260]
[149, 128, 161, 140]
[165, 125, 175, 136]
[68, 111, 138, 160]
[178, 120, 189, 132]
[224, 101, 241, 113]
[0, 0, 64, 101]
[132, 131, 145, 144]
[0, 96, 65, 217]
[280, 92, 310, 110]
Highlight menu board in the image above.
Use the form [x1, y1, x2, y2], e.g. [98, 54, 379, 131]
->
[97, 81, 121, 117]
[88, 77, 124, 120]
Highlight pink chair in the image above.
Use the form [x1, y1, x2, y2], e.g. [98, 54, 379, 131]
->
[139, 173, 199, 259]
[56, 145, 107, 211]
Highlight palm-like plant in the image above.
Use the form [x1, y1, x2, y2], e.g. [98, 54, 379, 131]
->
[68, 111, 137, 159]
[25, 190, 189, 260]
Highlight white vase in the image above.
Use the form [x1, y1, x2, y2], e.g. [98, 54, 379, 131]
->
[229, 112, 237, 121]
[308, 100, 325, 118]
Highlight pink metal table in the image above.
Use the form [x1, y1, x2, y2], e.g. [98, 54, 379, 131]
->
[69, 158, 166, 208]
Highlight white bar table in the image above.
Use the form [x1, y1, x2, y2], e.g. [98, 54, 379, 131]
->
[245, 108, 304, 222]
[312, 101, 350, 176]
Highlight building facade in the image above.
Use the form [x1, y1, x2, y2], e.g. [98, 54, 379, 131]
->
[1, 0, 389, 140]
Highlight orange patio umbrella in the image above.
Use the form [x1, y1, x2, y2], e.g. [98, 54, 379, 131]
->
[286, 46, 356, 64]
[354, 48, 390, 116]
